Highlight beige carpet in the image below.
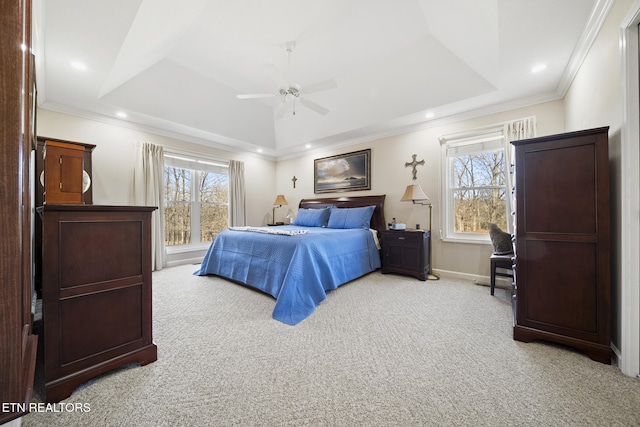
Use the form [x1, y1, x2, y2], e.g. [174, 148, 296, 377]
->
[23, 264, 640, 426]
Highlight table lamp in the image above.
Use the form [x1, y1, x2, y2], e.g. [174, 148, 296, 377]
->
[401, 184, 439, 280]
[272, 195, 288, 225]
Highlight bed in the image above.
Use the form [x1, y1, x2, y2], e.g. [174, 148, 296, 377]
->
[195, 195, 386, 325]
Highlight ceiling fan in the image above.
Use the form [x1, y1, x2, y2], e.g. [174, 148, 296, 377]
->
[236, 41, 337, 118]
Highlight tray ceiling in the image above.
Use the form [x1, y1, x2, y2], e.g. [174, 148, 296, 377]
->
[35, 0, 604, 158]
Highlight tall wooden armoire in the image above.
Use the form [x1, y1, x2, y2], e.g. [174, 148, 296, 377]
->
[511, 127, 611, 364]
[0, 0, 38, 423]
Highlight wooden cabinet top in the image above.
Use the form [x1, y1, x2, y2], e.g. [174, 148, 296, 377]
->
[38, 205, 157, 213]
[510, 126, 609, 147]
[37, 135, 96, 151]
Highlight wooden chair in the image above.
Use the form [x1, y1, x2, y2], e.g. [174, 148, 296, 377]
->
[490, 253, 514, 296]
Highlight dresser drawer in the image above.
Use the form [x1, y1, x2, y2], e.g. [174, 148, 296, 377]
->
[381, 230, 430, 281]
[383, 231, 423, 244]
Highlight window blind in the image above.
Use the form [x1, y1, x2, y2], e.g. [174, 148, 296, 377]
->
[445, 132, 504, 157]
[164, 153, 228, 175]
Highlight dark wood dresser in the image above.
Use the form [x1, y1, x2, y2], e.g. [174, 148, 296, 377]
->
[511, 127, 611, 363]
[39, 205, 158, 402]
[381, 229, 431, 281]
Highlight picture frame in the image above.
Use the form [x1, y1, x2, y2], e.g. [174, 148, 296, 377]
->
[314, 149, 371, 194]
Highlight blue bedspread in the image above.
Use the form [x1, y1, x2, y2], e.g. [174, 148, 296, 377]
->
[194, 225, 381, 325]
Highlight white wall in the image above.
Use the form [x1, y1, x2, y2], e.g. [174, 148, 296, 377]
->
[563, 0, 636, 371]
[36, 110, 277, 265]
[36, 109, 277, 226]
[276, 100, 565, 281]
[36, 94, 562, 281]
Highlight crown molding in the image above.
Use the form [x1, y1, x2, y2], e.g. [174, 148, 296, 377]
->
[275, 90, 562, 162]
[33, 0, 609, 165]
[41, 89, 563, 165]
[556, 0, 615, 96]
[39, 102, 277, 161]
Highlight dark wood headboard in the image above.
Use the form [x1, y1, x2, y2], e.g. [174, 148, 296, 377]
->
[299, 195, 386, 231]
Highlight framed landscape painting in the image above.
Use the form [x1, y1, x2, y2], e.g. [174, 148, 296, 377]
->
[314, 149, 371, 193]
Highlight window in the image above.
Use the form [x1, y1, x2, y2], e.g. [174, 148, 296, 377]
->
[163, 153, 229, 248]
[441, 127, 509, 243]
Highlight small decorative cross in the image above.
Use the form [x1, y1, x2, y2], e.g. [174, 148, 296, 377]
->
[405, 154, 425, 180]
[291, 175, 297, 188]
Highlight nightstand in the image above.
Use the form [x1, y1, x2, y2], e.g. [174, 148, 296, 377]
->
[381, 229, 431, 281]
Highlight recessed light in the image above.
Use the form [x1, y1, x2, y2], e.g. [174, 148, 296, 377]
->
[305, 144, 311, 149]
[531, 64, 547, 73]
[257, 148, 263, 153]
[425, 112, 435, 119]
[70, 61, 87, 71]
[116, 111, 127, 118]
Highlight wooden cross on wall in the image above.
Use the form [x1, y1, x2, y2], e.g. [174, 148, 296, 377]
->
[291, 176, 297, 188]
[405, 154, 425, 180]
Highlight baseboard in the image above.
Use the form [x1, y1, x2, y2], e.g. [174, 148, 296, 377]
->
[433, 268, 512, 289]
[166, 257, 204, 268]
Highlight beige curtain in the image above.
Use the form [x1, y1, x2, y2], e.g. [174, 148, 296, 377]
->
[131, 141, 165, 271]
[228, 160, 246, 226]
[504, 117, 537, 232]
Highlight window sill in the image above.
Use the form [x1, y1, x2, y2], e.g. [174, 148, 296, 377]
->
[441, 235, 493, 245]
[165, 243, 211, 255]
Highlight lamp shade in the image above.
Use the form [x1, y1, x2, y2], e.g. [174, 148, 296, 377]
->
[400, 184, 430, 202]
[273, 195, 288, 206]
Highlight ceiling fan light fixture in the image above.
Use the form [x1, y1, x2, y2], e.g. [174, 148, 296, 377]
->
[237, 41, 335, 118]
[283, 40, 296, 54]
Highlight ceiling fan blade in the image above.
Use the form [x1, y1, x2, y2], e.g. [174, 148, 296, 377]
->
[300, 98, 329, 115]
[263, 64, 288, 88]
[302, 79, 337, 94]
[236, 93, 275, 99]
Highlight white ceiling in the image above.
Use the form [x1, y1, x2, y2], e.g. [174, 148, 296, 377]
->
[35, 0, 607, 159]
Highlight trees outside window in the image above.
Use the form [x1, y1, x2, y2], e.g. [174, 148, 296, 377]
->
[451, 150, 506, 233]
[442, 129, 509, 242]
[199, 171, 228, 243]
[164, 154, 228, 247]
[164, 167, 192, 246]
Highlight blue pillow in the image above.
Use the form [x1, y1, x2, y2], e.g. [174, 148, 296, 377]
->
[327, 206, 376, 229]
[292, 208, 331, 227]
